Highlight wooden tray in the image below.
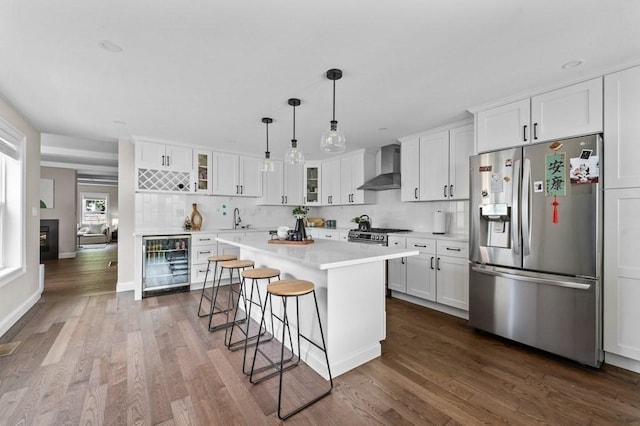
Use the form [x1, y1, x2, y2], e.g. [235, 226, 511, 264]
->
[268, 239, 314, 245]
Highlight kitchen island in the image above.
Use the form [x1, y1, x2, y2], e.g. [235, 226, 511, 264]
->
[216, 235, 419, 378]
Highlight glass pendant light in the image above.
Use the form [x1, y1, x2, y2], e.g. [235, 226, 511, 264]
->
[284, 98, 305, 165]
[320, 68, 346, 153]
[260, 117, 275, 172]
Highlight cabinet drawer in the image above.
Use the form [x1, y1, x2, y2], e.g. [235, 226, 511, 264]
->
[406, 238, 436, 254]
[192, 244, 217, 263]
[191, 264, 213, 283]
[192, 233, 217, 246]
[388, 236, 406, 248]
[437, 240, 468, 259]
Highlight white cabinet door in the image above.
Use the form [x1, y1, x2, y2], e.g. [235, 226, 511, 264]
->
[283, 163, 303, 205]
[165, 145, 193, 172]
[419, 131, 449, 201]
[436, 255, 469, 310]
[476, 99, 531, 153]
[531, 78, 603, 143]
[605, 66, 640, 189]
[400, 138, 420, 202]
[238, 155, 262, 197]
[340, 152, 374, 204]
[260, 160, 284, 205]
[406, 254, 436, 301]
[304, 162, 322, 205]
[212, 152, 239, 195]
[448, 124, 474, 200]
[322, 159, 342, 205]
[387, 236, 407, 293]
[194, 150, 212, 194]
[136, 141, 166, 169]
[604, 188, 640, 362]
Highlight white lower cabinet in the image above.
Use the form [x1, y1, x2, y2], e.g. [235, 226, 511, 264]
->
[406, 238, 437, 301]
[389, 236, 469, 311]
[604, 188, 640, 364]
[190, 233, 218, 285]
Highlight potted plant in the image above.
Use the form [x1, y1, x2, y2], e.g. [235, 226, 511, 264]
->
[292, 206, 309, 240]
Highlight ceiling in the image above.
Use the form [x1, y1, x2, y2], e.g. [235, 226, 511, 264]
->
[1, 0, 639, 185]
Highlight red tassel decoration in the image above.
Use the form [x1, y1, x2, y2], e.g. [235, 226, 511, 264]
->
[552, 196, 559, 224]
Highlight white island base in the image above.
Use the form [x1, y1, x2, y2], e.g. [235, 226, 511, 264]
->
[217, 236, 418, 379]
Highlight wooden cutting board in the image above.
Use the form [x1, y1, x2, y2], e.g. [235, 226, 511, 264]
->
[268, 239, 314, 245]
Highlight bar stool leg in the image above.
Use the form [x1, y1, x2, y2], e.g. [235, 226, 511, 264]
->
[196, 259, 214, 317]
[208, 265, 246, 332]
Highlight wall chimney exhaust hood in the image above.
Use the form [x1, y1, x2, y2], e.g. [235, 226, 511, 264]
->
[357, 144, 401, 191]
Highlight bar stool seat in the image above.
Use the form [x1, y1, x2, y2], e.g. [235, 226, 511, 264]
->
[197, 254, 237, 319]
[250, 279, 333, 420]
[207, 259, 255, 332]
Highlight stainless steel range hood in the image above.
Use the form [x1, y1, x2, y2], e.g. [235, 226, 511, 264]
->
[357, 144, 401, 191]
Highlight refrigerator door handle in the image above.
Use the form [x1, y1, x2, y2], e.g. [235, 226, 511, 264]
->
[512, 159, 521, 254]
[522, 158, 531, 256]
[470, 266, 592, 290]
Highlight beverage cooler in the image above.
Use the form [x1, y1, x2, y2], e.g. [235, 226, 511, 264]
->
[142, 235, 191, 297]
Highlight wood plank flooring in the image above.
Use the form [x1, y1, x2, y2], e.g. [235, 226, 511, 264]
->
[1, 244, 640, 424]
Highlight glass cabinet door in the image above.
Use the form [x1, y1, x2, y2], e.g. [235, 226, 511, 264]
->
[304, 161, 322, 205]
[194, 151, 212, 193]
[142, 235, 191, 296]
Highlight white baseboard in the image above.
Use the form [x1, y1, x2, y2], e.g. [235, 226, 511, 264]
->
[59, 251, 76, 259]
[391, 291, 469, 320]
[605, 351, 640, 374]
[116, 280, 135, 293]
[0, 287, 41, 338]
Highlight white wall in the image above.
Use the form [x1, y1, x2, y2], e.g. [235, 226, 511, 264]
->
[117, 137, 135, 292]
[316, 190, 468, 234]
[41, 166, 77, 256]
[0, 96, 42, 338]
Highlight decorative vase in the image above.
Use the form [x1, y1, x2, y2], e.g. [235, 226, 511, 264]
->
[294, 217, 306, 240]
[190, 203, 203, 231]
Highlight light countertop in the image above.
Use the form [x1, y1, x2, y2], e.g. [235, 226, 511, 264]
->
[216, 235, 419, 270]
[133, 227, 272, 237]
[388, 232, 468, 242]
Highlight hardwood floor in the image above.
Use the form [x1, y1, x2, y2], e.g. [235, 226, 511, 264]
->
[1, 245, 640, 424]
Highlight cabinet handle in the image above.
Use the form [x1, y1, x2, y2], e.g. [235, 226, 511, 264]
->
[240, 185, 243, 194]
[523, 125, 528, 142]
[443, 185, 448, 198]
[430, 256, 434, 270]
[533, 123, 538, 140]
[162, 155, 166, 166]
[401, 257, 405, 265]
[414, 244, 427, 248]
[236, 185, 240, 194]
[446, 247, 462, 252]
[285, 195, 288, 204]
[414, 188, 418, 199]
[281, 196, 284, 204]
[166, 156, 170, 167]
[303, 196, 306, 204]
[199, 238, 211, 241]
[437, 257, 441, 270]
[199, 250, 211, 254]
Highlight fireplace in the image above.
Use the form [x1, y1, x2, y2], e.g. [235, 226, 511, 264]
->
[40, 219, 59, 260]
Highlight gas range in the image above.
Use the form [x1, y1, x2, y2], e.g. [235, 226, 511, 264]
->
[347, 228, 411, 246]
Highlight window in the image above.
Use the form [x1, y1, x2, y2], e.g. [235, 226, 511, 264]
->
[0, 116, 25, 284]
[80, 193, 108, 225]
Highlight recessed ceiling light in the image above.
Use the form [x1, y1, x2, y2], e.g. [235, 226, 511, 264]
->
[98, 40, 123, 53]
[113, 120, 127, 125]
[561, 59, 583, 70]
[378, 127, 388, 131]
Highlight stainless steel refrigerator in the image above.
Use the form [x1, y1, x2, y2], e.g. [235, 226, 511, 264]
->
[469, 134, 603, 367]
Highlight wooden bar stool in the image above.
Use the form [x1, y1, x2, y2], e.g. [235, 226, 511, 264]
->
[226, 267, 281, 373]
[249, 279, 333, 420]
[197, 254, 237, 319]
[208, 259, 254, 332]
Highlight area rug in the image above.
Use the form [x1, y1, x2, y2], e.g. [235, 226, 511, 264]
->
[79, 243, 109, 249]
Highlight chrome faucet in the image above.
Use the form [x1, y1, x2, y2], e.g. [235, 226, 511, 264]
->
[233, 208, 241, 229]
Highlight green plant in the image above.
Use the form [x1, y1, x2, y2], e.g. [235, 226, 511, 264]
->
[292, 206, 309, 216]
[351, 216, 361, 223]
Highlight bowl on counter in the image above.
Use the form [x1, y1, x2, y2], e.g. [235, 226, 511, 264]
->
[277, 226, 289, 240]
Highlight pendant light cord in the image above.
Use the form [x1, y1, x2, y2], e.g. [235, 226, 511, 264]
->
[332, 79, 336, 122]
[292, 103, 296, 141]
[265, 121, 269, 154]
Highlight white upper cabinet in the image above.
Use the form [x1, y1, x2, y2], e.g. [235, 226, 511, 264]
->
[530, 78, 603, 143]
[340, 151, 375, 205]
[400, 138, 420, 201]
[259, 161, 303, 205]
[211, 153, 262, 197]
[136, 140, 193, 172]
[193, 150, 212, 194]
[321, 158, 342, 205]
[419, 131, 449, 201]
[476, 99, 531, 153]
[400, 122, 473, 202]
[476, 78, 603, 153]
[604, 65, 640, 189]
[304, 161, 322, 205]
